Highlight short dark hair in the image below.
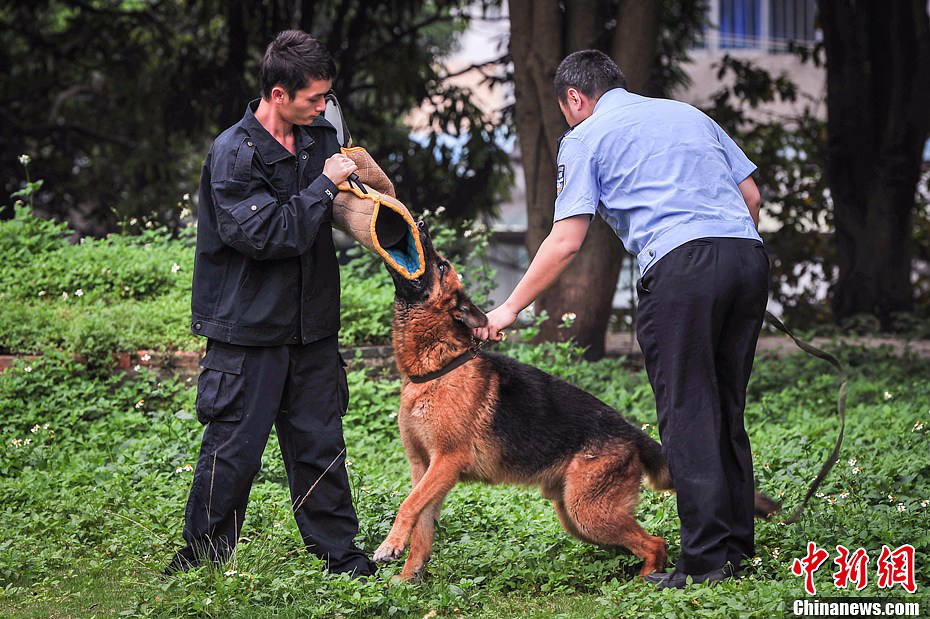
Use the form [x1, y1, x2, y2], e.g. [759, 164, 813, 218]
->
[260, 30, 336, 99]
[553, 50, 626, 102]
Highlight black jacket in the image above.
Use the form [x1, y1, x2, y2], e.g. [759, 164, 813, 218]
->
[191, 100, 342, 346]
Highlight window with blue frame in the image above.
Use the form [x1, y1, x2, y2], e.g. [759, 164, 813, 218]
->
[719, 0, 762, 49]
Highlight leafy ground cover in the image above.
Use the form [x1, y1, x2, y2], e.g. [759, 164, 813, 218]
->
[0, 205, 494, 359]
[0, 342, 927, 618]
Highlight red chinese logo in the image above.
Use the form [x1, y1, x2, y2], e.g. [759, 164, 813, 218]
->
[876, 544, 917, 593]
[791, 541, 830, 595]
[791, 542, 918, 595]
[833, 545, 869, 590]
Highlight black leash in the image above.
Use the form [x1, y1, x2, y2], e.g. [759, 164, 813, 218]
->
[764, 310, 849, 524]
[407, 338, 486, 384]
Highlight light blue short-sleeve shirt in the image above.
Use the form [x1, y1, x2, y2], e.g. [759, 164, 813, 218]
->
[554, 88, 761, 273]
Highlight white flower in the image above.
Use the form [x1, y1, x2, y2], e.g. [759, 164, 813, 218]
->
[887, 493, 896, 502]
[129, 218, 138, 226]
[133, 365, 142, 372]
[920, 500, 928, 508]
[816, 491, 825, 498]
[171, 263, 181, 273]
[896, 503, 906, 513]
[435, 206, 446, 215]
[752, 556, 762, 567]
[883, 391, 893, 400]
[140, 353, 151, 362]
[345, 459, 353, 467]
[422, 209, 431, 217]
[18, 154, 31, 166]
[179, 207, 191, 219]
[135, 400, 144, 409]
[31, 425, 39, 433]
[771, 548, 780, 559]
[839, 492, 849, 499]
[641, 423, 650, 431]
[145, 221, 154, 229]
[24, 366, 32, 373]
[463, 229, 473, 238]
[37, 290, 46, 297]
[10, 438, 22, 447]
[61, 291, 69, 300]
[423, 611, 438, 619]
[848, 458, 857, 466]
[42, 423, 49, 429]
[852, 466, 861, 475]
[914, 421, 924, 432]
[388, 412, 397, 419]
[23, 438, 31, 445]
[239, 572, 253, 579]
[224, 569, 237, 576]
[74, 289, 84, 297]
[182, 193, 190, 201]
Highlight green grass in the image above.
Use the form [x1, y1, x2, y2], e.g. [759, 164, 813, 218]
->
[0, 345, 927, 618]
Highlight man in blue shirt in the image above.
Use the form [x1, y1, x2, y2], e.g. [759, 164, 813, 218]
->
[474, 50, 769, 588]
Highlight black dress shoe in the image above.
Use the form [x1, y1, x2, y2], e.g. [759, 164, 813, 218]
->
[643, 570, 672, 585]
[164, 553, 199, 576]
[650, 562, 740, 590]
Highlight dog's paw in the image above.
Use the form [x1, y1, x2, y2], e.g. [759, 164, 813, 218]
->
[373, 540, 405, 563]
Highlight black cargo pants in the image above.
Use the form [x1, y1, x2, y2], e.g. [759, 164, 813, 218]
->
[171, 334, 375, 575]
[636, 237, 769, 575]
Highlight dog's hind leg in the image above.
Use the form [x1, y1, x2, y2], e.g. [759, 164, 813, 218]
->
[552, 500, 597, 545]
[562, 451, 667, 578]
[374, 454, 464, 564]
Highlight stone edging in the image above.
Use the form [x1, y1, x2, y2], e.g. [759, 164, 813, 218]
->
[0, 344, 397, 377]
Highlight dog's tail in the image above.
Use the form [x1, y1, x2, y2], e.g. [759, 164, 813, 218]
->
[638, 436, 673, 492]
[637, 436, 782, 520]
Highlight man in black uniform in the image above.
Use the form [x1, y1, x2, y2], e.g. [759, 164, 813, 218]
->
[166, 30, 375, 577]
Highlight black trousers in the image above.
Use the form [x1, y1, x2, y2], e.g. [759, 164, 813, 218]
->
[636, 237, 769, 574]
[173, 334, 375, 575]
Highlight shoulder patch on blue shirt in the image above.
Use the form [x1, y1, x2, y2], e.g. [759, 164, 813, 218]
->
[556, 164, 565, 195]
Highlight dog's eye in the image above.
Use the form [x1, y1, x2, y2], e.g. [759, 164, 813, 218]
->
[438, 262, 447, 274]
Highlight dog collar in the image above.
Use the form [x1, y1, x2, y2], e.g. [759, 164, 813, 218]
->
[407, 344, 483, 384]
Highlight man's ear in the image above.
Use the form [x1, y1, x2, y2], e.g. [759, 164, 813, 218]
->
[566, 87, 584, 111]
[271, 85, 289, 104]
[453, 297, 488, 329]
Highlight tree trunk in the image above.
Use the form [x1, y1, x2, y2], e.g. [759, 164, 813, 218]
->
[819, 0, 930, 329]
[508, 0, 659, 359]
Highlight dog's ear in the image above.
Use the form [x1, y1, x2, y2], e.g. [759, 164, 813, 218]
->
[452, 295, 488, 329]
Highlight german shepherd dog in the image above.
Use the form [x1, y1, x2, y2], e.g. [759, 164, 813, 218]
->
[374, 221, 779, 582]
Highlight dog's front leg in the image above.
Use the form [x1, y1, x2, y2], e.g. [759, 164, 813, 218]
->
[373, 455, 463, 563]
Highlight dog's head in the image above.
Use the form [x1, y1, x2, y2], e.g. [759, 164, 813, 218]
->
[389, 220, 488, 331]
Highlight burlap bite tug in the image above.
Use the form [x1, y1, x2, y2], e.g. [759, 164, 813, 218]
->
[332, 147, 425, 280]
